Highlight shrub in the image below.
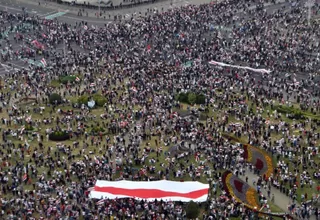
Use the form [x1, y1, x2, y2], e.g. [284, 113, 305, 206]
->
[49, 130, 70, 141]
[77, 95, 89, 105]
[274, 105, 304, 120]
[49, 93, 62, 105]
[186, 201, 200, 219]
[177, 93, 189, 103]
[187, 93, 197, 105]
[90, 127, 105, 135]
[60, 75, 77, 84]
[177, 92, 206, 105]
[93, 94, 107, 107]
[25, 124, 34, 131]
[195, 94, 206, 104]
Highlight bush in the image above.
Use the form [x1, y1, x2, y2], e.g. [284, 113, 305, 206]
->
[195, 94, 206, 104]
[274, 105, 304, 120]
[93, 94, 107, 107]
[90, 127, 105, 135]
[188, 93, 197, 105]
[60, 75, 77, 84]
[49, 130, 70, 141]
[49, 93, 62, 105]
[186, 201, 200, 219]
[177, 92, 206, 105]
[25, 124, 34, 131]
[177, 93, 189, 103]
[77, 95, 89, 105]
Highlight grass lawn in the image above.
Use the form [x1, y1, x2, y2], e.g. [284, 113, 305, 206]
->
[1, 76, 319, 219]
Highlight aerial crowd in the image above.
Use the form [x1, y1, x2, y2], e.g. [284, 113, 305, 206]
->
[0, 0, 319, 219]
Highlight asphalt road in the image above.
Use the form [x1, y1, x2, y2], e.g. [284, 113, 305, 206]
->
[0, 0, 215, 24]
[0, 0, 319, 87]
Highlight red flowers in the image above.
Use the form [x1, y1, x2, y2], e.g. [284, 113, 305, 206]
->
[222, 171, 260, 209]
[243, 144, 273, 178]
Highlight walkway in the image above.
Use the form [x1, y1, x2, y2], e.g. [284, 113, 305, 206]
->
[239, 169, 316, 220]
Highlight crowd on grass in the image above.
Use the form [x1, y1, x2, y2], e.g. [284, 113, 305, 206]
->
[0, 0, 320, 219]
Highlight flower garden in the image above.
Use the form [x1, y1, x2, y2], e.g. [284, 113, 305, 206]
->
[222, 171, 260, 210]
[243, 144, 274, 179]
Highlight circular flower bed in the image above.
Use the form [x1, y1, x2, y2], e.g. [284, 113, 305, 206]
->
[49, 130, 70, 141]
[222, 171, 260, 209]
[243, 144, 273, 178]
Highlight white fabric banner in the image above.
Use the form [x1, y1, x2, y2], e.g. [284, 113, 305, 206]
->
[209, 60, 271, 74]
[90, 180, 209, 202]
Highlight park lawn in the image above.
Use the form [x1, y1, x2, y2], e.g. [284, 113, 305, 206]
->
[1, 78, 320, 219]
[218, 93, 320, 204]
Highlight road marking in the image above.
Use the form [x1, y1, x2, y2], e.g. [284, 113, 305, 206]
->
[61, 15, 113, 23]
[0, 63, 11, 72]
[45, 11, 69, 20]
[40, 11, 57, 17]
[7, 62, 25, 69]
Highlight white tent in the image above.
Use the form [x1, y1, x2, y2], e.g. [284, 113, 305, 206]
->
[90, 180, 209, 202]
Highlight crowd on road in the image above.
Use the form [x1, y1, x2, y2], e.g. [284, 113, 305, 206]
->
[0, 0, 320, 219]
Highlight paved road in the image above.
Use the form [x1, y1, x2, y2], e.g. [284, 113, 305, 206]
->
[0, 0, 215, 24]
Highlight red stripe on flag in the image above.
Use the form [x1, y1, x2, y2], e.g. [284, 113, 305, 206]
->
[93, 186, 208, 199]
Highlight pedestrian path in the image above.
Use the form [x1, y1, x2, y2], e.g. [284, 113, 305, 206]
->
[239, 169, 316, 220]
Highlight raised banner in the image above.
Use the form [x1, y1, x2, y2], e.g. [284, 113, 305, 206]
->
[209, 60, 271, 74]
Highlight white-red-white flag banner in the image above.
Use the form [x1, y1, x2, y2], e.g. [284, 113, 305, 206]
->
[90, 180, 209, 202]
[209, 60, 271, 74]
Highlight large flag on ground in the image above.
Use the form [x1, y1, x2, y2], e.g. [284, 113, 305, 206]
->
[90, 180, 209, 202]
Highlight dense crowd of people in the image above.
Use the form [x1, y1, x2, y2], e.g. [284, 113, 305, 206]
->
[0, 0, 319, 219]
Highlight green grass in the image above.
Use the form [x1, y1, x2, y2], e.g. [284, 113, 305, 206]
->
[1, 78, 319, 218]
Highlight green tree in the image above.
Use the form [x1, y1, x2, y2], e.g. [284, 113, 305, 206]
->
[77, 95, 89, 105]
[177, 92, 189, 103]
[49, 93, 62, 104]
[186, 201, 200, 219]
[195, 94, 206, 104]
[93, 94, 107, 107]
[188, 93, 197, 105]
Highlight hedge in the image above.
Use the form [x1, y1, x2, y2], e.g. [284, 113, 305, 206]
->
[60, 75, 77, 84]
[273, 105, 304, 120]
[177, 92, 206, 105]
[49, 131, 70, 141]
